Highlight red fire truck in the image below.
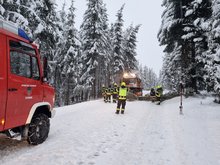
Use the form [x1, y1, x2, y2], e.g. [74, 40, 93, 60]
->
[0, 19, 55, 145]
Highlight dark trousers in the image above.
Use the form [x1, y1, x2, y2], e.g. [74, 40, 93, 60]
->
[116, 99, 126, 112]
[112, 94, 118, 103]
[156, 96, 161, 102]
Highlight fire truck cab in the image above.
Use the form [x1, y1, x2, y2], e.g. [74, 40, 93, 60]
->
[122, 72, 143, 97]
[0, 19, 55, 145]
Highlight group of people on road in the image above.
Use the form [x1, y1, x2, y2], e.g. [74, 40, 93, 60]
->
[102, 82, 128, 114]
[102, 83, 119, 103]
[102, 82, 164, 114]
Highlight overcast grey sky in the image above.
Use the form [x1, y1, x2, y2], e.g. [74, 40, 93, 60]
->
[57, 0, 164, 75]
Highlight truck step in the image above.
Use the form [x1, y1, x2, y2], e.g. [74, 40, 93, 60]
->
[7, 129, 22, 140]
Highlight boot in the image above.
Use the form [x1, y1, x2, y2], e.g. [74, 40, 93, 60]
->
[115, 110, 119, 114]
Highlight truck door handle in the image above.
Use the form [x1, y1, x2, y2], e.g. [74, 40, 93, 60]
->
[8, 88, 18, 92]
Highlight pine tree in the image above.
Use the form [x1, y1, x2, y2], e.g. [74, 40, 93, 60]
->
[158, 0, 184, 91]
[158, 0, 212, 93]
[205, 0, 220, 102]
[80, 0, 110, 98]
[62, 0, 81, 105]
[0, 1, 5, 19]
[34, 0, 59, 57]
[162, 43, 182, 90]
[53, 1, 82, 106]
[1, 0, 32, 35]
[181, 0, 212, 92]
[107, 23, 115, 85]
[112, 4, 125, 80]
[50, 2, 67, 106]
[123, 24, 140, 72]
[139, 65, 158, 90]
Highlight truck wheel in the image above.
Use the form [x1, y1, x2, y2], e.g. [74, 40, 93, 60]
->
[27, 113, 50, 145]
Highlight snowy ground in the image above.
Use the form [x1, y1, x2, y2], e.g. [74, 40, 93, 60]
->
[0, 96, 220, 165]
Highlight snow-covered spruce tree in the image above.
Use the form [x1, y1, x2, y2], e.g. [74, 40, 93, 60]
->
[0, 1, 5, 19]
[107, 23, 115, 85]
[158, 0, 212, 93]
[158, 0, 184, 91]
[1, 0, 58, 46]
[122, 24, 141, 72]
[161, 42, 182, 91]
[139, 65, 158, 90]
[54, 1, 82, 106]
[1, 0, 32, 35]
[112, 4, 125, 81]
[50, 2, 68, 106]
[17, 0, 46, 39]
[205, 0, 220, 102]
[61, 0, 82, 105]
[181, 0, 212, 92]
[33, 0, 59, 61]
[158, 70, 163, 88]
[97, 2, 111, 89]
[147, 67, 158, 89]
[6, 0, 61, 87]
[80, 0, 110, 98]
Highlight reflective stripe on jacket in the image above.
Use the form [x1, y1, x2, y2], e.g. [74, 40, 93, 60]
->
[113, 87, 119, 94]
[156, 91, 161, 97]
[106, 88, 112, 95]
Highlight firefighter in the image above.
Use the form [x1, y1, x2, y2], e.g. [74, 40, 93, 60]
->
[101, 85, 106, 102]
[105, 85, 112, 103]
[155, 85, 163, 105]
[116, 82, 128, 114]
[112, 83, 119, 103]
[150, 88, 156, 102]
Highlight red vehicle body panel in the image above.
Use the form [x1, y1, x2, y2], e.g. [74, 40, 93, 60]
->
[0, 33, 7, 131]
[0, 26, 54, 131]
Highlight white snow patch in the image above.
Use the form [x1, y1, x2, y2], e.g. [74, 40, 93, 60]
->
[185, 9, 194, 17]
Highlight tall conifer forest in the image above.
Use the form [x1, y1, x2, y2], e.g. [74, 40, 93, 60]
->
[1, 0, 219, 105]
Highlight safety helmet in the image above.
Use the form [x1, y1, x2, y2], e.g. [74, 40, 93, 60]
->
[114, 83, 117, 86]
[156, 85, 162, 89]
[121, 82, 126, 86]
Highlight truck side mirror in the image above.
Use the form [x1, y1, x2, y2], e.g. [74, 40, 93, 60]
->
[43, 57, 48, 82]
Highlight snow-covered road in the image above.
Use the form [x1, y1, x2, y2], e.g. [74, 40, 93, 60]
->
[0, 97, 220, 165]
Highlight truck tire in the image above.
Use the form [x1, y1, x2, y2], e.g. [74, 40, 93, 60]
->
[27, 113, 50, 145]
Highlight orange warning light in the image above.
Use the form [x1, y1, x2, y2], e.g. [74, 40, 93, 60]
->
[1, 119, 5, 125]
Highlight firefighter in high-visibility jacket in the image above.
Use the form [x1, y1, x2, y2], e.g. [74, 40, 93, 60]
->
[105, 85, 112, 103]
[112, 83, 119, 103]
[101, 85, 106, 102]
[116, 82, 128, 114]
[155, 85, 163, 105]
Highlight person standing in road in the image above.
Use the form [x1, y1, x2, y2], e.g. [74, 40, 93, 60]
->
[101, 85, 106, 102]
[116, 82, 128, 114]
[150, 87, 156, 102]
[155, 85, 163, 105]
[112, 83, 119, 103]
[105, 85, 112, 103]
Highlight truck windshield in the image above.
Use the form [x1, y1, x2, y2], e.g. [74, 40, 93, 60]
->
[10, 41, 36, 55]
